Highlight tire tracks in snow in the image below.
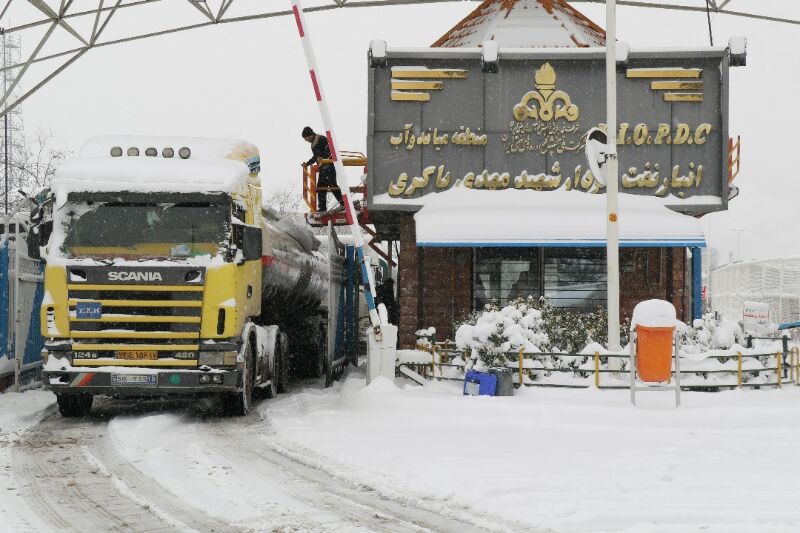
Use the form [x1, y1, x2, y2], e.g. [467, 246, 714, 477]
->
[11, 404, 237, 533]
[196, 413, 531, 533]
[11, 393, 536, 533]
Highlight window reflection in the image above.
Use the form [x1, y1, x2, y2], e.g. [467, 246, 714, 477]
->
[474, 248, 607, 311]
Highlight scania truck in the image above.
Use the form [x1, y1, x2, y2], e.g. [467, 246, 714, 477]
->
[30, 136, 336, 417]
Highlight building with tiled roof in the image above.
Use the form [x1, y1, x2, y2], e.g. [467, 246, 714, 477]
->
[433, 0, 606, 48]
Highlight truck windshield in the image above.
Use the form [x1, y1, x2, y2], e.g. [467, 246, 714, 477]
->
[59, 201, 229, 260]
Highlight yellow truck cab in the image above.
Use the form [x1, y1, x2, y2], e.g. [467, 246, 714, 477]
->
[32, 136, 331, 417]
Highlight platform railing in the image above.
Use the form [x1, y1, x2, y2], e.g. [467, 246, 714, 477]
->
[301, 151, 367, 214]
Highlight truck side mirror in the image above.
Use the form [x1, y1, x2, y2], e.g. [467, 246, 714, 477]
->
[232, 223, 262, 264]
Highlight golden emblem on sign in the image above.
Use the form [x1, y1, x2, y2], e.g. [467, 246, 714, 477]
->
[513, 62, 579, 123]
[390, 66, 468, 102]
[626, 67, 704, 103]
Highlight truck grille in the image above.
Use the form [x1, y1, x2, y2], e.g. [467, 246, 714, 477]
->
[65, 266, 207, 357]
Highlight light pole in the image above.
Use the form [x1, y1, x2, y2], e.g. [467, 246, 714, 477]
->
[731, 227, 747, 262]
[605, 0, 621, 350]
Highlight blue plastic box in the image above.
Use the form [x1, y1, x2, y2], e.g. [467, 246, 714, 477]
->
[463, 370, 497, 396]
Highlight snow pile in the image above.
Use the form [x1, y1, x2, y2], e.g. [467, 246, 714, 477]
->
[396, 349, 434, 365]
[0, 356, 14, 377]
[265, 374, 800, 532]
[50, 135, 260, 215]
[631, 299, 677, 328]
[679, 312, 746, 353]
[413, 187, 706, 247]
[414, 326, 436, 349]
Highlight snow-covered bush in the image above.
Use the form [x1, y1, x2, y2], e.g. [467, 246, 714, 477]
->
[678, 312, 745, 353]
[537, 298, 628, 354]
[415, 326, 436, 349]
[454, 296, 626, 374]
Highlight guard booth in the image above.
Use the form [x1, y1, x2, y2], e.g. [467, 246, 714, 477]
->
[0, 213, 45, 391]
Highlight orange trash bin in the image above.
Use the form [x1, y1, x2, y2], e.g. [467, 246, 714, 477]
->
[635, 325, 674, 382]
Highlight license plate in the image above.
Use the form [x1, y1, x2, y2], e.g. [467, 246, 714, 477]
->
[111, 374, 157, 386]
[117, 350, 158, 360]
[76, 301, 102, 319]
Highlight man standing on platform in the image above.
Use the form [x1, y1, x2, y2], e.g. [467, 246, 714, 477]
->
[302, 126, 343, 214]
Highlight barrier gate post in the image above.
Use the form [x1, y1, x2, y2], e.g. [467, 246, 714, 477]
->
[290, 0, 383, 343]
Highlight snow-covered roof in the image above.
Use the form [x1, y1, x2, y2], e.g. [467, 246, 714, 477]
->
[53, 135, 259, 202]
[414, 187, 706, 248]
[433, 0, 606, 48]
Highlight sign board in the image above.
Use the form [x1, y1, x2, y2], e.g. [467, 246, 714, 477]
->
[367, 47, 732, 215]
[742, 300, 770, 335]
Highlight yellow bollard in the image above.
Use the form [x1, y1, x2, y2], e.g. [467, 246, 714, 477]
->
[594, 352, 600, 388]
[518, 347, 524, 388]
[777, 351, 782, 388]
[737, 351, 743, 389]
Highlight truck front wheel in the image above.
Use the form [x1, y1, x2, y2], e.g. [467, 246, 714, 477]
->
[222, 343, 254, 416]
[56, 393, 93, 418]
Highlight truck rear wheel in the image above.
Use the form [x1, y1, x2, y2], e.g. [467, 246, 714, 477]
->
[222, 343, 254, 416]
[56, 393, 93, 418]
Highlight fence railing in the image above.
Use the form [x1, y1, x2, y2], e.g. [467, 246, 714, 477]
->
[402, 342, 798, 391]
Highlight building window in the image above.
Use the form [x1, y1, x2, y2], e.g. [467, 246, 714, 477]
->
[473, 247, 607, 311]
[474, 248, 541, 310]
[543, 248, 607, 310]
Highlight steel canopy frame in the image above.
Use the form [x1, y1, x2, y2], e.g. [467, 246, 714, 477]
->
[0, 0, 795, 118]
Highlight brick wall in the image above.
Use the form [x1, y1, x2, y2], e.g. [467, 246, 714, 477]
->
[419, 247, 473, 344]
[398, 215, 419, 348]
[397, 215, 473, 348]
[620, 248, 688, 323]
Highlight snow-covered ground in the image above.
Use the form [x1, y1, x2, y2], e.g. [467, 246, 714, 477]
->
[0, 390, 56, 533]
[266, 374, 800, 532]
[4, 378, 800, 532]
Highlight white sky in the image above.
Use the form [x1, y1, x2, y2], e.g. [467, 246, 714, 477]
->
[14, 1, 800, 266]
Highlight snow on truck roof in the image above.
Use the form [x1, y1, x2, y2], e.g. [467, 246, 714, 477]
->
[52, 135, 260, 201]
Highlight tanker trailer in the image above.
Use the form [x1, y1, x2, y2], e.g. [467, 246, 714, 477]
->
[260, 209, 342, 377]
[32, 135, 343, 417]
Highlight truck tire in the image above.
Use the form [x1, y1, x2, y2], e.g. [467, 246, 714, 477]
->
[276, 340, 289, 394]
[222, 342, 254, 416]
[56, 393, 93, 418]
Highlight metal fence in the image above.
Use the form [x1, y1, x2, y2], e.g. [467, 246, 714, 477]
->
[0, 224, 44, 390]
[711, 257, 800, 324]
[400, 342, 796, 391]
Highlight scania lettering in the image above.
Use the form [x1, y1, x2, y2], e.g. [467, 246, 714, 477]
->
[107, 271, 164, 282]
[31, 136, 340, 417]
